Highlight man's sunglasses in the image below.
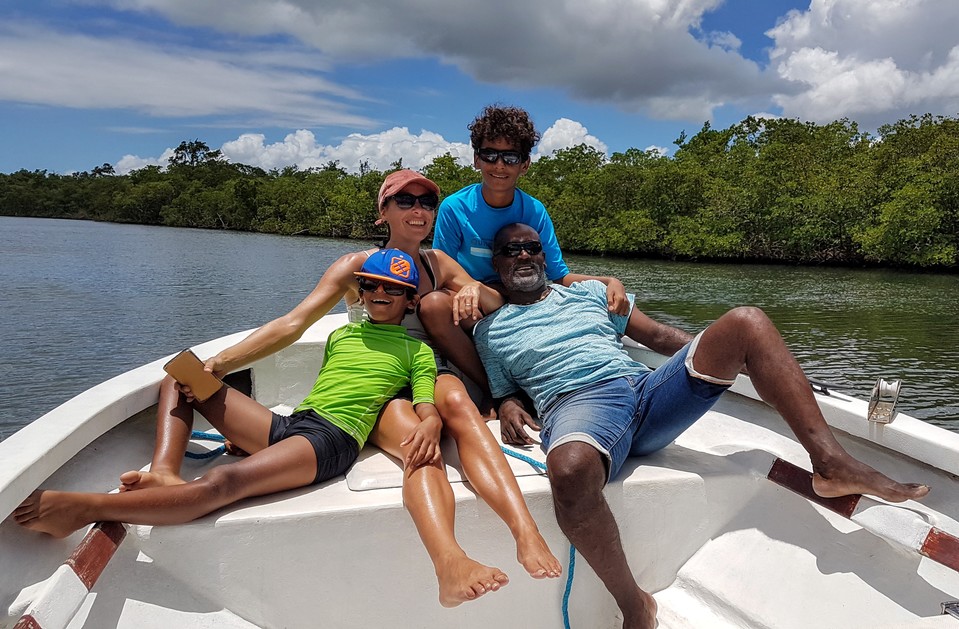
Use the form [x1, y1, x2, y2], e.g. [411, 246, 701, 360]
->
[476, 148, 527, 166]
[494, 241, 544, 257]
[357, 278, 412, 297]
[387, 193, 438, 211]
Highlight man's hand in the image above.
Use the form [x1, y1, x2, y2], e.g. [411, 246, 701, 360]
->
[401, 414, 442, 469]
[499, 397, 538, 446]
[605, 278, 629, 315]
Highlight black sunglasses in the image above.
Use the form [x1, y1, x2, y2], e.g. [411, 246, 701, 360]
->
[494, 241, 544, 257]
[388, 193, 438, 211]
[476, 148, 526, 166]
[357, 278, 411, 296]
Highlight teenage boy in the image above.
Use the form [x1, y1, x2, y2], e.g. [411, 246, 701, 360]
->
[421, 105, 627, 411]
[14, 249, 439, 538]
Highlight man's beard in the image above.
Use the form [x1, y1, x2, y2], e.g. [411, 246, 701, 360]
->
[502, 262, 547, 293]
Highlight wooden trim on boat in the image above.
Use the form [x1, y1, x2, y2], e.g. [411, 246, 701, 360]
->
[14, 522, 126, 629]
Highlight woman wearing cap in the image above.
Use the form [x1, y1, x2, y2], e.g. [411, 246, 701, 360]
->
[111, 169, 561, 608]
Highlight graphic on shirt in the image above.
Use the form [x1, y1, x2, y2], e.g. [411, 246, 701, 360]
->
[469, 237, 493, 259]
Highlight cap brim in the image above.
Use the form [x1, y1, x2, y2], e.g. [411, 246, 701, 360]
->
[354, 271, 418, 290]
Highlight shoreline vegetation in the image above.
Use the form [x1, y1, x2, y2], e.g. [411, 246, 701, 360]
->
[2, 115, 957, 270]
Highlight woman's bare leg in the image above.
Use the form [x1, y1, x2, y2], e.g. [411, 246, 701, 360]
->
[435, 374, 561, 579]
[121, 377, 273, 490]
[17, 436, 317, 538]
[370, 399, 508, 607]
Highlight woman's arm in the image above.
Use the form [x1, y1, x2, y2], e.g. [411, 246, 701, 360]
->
[206, 250, 371, 374]
[428, 249, 504, 320]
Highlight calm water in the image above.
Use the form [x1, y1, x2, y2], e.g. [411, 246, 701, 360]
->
[1, 217, 957, 440]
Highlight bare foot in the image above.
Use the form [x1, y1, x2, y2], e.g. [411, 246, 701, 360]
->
[436, 555, 509, 607]
[516, 529, 562, 579]
[13, 490, 93, 538]
[622, 586, 658, 629]
[118, 469, 184, 492]
[812, 454, 930, 502]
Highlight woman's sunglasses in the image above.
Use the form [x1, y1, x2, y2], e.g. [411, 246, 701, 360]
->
[357, 278, 412, 296]
[476, 148, 527, 166]
[388, 193, 438, 211]
[494, 241, 544, 257]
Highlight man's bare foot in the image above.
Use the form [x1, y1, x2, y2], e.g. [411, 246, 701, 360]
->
[118, 469, 185, 492]
[13, 490, 93, 539]
[436, 555, 509, 607]
[622, 586, 658, 629]
[516, 529, 562, 578]
[812, 454, 930, 502]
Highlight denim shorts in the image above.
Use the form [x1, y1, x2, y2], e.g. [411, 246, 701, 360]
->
[270, 409, 360, 484]
[540, 335, 732, 481]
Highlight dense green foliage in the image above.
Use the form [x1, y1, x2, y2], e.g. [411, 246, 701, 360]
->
[3, 118, 958, 268]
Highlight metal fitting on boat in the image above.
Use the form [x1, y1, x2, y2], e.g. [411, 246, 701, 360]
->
[942, 600, 959, 618]
[867, 378, 901, 424]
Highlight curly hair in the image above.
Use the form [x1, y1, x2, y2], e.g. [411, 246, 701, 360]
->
[468, 105, 540, 157]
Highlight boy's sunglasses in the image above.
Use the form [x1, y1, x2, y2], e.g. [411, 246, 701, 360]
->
[388, 193, 438, 211]
[494, 241, 544, 257]
[357, 278, 411, 296]
[476, 148, 526, 166]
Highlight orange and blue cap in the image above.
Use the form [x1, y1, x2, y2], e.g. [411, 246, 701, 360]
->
[354, 248, 419, 291]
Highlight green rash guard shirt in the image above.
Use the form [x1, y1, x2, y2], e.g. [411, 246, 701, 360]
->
[294, 320, 437, 448]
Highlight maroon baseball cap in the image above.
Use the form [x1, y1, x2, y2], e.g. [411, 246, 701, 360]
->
[377, 169, 440, 209]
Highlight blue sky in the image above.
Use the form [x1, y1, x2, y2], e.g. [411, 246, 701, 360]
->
[3, 0, 959, 175]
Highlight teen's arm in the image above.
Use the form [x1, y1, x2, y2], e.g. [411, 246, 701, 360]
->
[205, 251, 370, 375]
[557, 273, 629, 315]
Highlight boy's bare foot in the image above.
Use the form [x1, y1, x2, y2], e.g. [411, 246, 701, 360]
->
[622, 586, 658, 629]
[119, 469, 185, 492]
[516, 529, 562, 578]
[812, 454, 929, 502]
[13, 490, 92, 539]
[436, 555, 509, 607]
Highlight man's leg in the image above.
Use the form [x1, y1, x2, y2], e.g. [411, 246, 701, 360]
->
[15, 435, 318, 538]
[369, 398, 509, 608]
[692, 306, 928, 502]
[547, 442, 657, 629]
[434, 374, 561, 579]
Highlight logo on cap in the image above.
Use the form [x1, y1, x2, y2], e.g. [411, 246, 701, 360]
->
[390, 256, 412, 279]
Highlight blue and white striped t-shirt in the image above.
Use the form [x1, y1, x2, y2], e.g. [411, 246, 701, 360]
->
[474, 280, 650, 413]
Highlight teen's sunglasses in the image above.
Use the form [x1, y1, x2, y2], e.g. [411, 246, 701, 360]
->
[387, 193, 438, 211]
[476, 148, 527, 166]
[494, 241, 544, 257]
[357, 278, 411, 296]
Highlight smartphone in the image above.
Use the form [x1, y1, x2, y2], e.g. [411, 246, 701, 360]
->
[162, 349, 223, 402]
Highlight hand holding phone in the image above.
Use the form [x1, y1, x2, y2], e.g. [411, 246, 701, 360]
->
[163, 349, 223, 402]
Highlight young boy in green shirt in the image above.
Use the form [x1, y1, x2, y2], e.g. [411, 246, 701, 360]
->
[15, 248, 438, 536]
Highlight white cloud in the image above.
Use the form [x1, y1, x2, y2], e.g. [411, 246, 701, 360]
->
[0, 22, 371, 128]
[767, 0, 959, 123]
[89, 0, 773, 121]
[116, 119, 608, 174]
[535, 119, 608, 158]
[644, 145, 671, 157]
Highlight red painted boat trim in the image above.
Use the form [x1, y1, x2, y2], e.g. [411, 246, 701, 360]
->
[921, 528, 959, 573]
[66, 521, 127, 590]
[767, 458, 861, 518]
[13, 615, 42, 629]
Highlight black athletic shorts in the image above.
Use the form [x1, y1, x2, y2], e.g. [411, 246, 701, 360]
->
[269, 409, 359, 484]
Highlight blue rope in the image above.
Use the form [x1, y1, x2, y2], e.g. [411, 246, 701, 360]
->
[184, 430, 226, 459]
[500, 445, 576, 629]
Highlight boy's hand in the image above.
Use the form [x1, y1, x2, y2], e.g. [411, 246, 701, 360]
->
[401, 414, 442, 469]
[606, 278, 630, 315]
